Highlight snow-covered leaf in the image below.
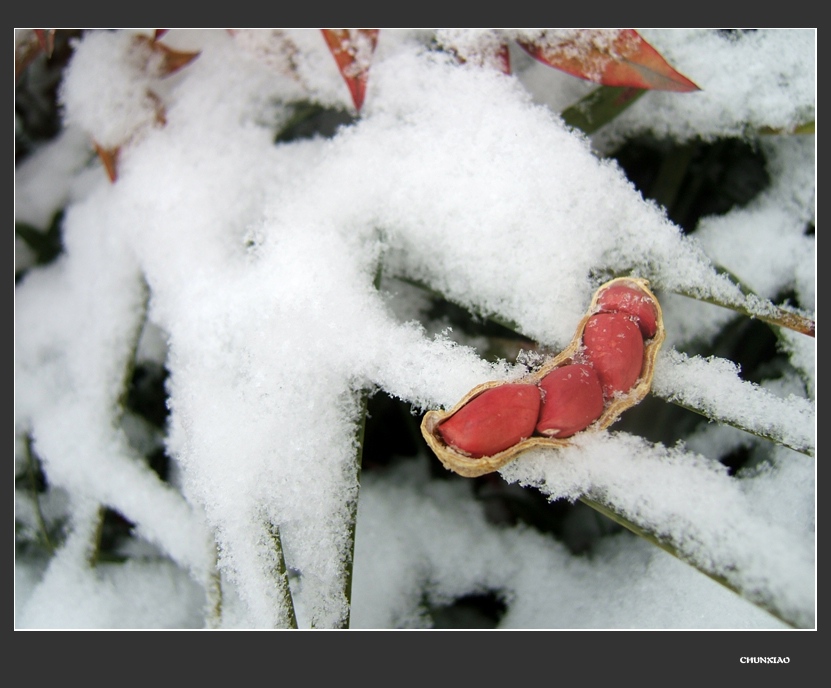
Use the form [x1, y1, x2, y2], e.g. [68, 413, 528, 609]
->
[321, 29, 379, 111]
[518, 29, 699, 92]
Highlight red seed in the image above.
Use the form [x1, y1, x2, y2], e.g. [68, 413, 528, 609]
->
[582, 313, 644, 397]
[596, 284, 658, 338]
[536, 364, 605, 438]
[437, 383, 541, 458]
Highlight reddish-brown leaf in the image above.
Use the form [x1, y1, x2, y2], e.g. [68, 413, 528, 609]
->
[34, 29, 55, 57]
[518, 29, 699, 92]
[451, 41, 511, 74]
[466, 42, 510, 75]
[146, 89, 168, 126]
[321, 29, 379, 111]
[154, 29, 169, 41]
[493, 43, 511, 75]
[135, 35, 200, 77]
[93, 141, 120, 183]
[90, 91, 165, 183]
[15, 31, 43, 82]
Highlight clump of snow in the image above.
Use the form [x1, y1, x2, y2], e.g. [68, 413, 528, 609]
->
[652, 349, 815, 455]
[59, 31, 167, 150]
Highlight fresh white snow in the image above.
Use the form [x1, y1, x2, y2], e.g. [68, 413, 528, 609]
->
[15, 29, 815, 629]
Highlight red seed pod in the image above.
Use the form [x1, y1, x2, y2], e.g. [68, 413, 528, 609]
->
[582, 312, 644, 397]
[536, 364, 605, 438]
[596, 284, 658, 338]
[437, 383, 541, 458]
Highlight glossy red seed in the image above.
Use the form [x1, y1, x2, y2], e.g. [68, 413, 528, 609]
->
[536, 364, 605, 438]
[437, 383, 541, 458]
[582, 313, 644, 397]
[596, 284, 658, 338]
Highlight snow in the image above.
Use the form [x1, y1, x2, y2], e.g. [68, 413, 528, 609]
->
[15, 29, 815, 629]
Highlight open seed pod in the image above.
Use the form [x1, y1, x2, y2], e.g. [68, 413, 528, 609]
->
[421, 277, 665, 477]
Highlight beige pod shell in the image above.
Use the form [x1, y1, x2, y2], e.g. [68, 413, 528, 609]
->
[420, 277, 666, 477]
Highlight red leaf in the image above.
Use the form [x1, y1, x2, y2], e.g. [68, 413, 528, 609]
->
[154, 29, 169, 41]
[446, 38, 511, 74]
[155, 43, 201, 76]
[518, 29, 699, 92]
[493, 43, 511, 75]
[93, 141, 120, 183]
[135, 35, 200, 77]
[15, 31, 43, 82]
[321, 29, 379, 111]
[34, 29, 55, 57]
[90, 91, 166, 183]
[464, 42, 511, 75]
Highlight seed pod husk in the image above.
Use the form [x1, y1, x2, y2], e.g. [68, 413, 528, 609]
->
[421, 277, 665, 477]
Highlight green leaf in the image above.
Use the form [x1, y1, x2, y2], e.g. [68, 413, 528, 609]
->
[16, 212, 64, 269]
[759, 120, 815, 135]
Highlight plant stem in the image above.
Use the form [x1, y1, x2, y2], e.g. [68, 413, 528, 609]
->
[87, 505, 106, 567]
[673, 263, 815, 337]
[675, 287, 815, 338]
[339, 389, 368, 629]
[648, 142, 695, 215]
[758, 120, 815, 135]
[654, 396, 814, 456]
[391, 275, 525, 335]
[22, 433, 54, 553]
[337, 265, 383, 628]
[204, 546, 223, 629]
[561, 86, 646, 135]
[578, 494, 804, 628]
[267, 522, 298, 628]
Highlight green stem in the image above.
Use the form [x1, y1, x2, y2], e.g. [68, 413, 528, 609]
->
[391, 275, 526, 335]
[681, 264, 814, 337]
[204, 546, 223, 629]
[267, 522, 298, 629]
[116, 277, 151, 418]
[578, 494, 804, 628]
[337, 265, 383, 628]
[758, 120, 815, 135]
[561, 86, 646, 135]
[652, 395, 813, 456]
[87, 505, 106, 567]
[648, 143, 695, 215]
[86, 278, 151, 569]
[23, 433, 54, 553]
[338, 389, 369, 629]
[674, 287, 815, 338]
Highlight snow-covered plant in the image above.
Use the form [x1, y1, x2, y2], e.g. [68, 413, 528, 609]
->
[15, 29, 815, 629]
